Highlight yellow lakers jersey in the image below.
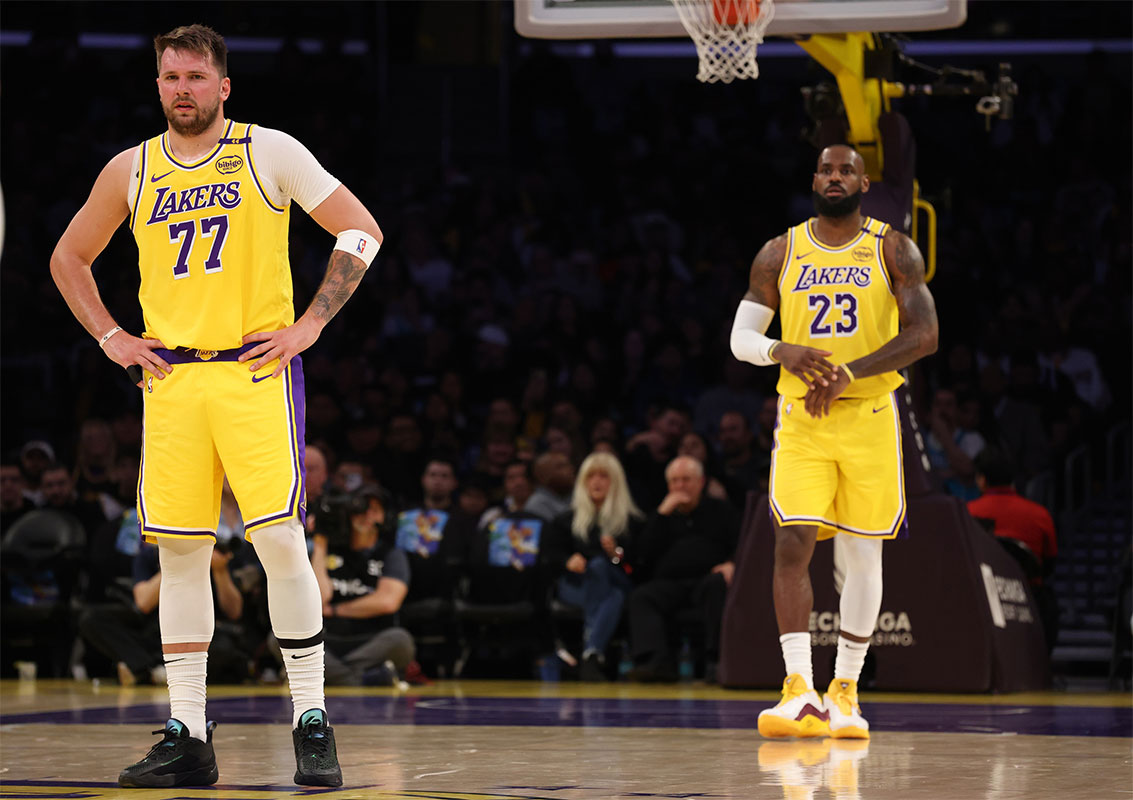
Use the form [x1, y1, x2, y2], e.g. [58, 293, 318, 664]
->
[776, 216, 904, 399]
[129, 120, 293, 350]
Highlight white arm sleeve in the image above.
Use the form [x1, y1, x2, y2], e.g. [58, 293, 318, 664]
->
[730, 299, 780, 367]
[249, 126, 341, 213]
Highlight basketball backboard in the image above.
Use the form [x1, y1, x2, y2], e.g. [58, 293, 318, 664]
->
[515, 0, 967, 39]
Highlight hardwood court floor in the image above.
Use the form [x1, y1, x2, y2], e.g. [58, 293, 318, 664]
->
[0, 679, 1129, 799]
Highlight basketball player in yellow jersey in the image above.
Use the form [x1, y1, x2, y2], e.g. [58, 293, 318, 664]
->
[49, 25, 380, 788]
[730, 145, 938, 740]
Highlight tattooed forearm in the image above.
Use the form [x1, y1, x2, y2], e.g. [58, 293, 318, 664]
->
[744, 233, 788, 307]
[308, 250, 368, 323]
[845, 232, 939, 378]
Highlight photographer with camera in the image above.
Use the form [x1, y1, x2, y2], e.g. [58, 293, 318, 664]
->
[311, 484, 415, 686]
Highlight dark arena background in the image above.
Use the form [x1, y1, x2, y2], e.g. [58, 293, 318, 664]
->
[0, 2, 1130, 797]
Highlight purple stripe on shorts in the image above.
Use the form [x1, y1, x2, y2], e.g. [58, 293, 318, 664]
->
[247, 354, 306, 533]
[290, 355, 307, 528]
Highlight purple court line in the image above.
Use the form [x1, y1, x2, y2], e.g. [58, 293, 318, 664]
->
[0, 696, 1128, 738]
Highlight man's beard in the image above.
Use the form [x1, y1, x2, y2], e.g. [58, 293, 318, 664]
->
[812, 189, 862, 218]
[163, 96, 221, 136]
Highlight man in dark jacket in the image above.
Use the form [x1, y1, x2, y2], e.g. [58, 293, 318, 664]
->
[626, 455, 738, 681]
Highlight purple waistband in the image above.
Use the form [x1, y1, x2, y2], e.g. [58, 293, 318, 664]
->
[153, 343, 258, 365]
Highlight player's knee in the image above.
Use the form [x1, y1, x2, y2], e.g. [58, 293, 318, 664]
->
[774, 527, 815, 569]
[253, 519, 311, 578]
[840, 536, 883, 575]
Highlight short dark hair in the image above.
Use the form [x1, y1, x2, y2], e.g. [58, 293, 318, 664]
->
[155, 24, 228, 79]
[975, 446, 1015, 488]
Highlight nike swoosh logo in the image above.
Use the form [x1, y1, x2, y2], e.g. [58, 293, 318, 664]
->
[291, 652, 316, 660]
[151, 170, 175, 182]
[251, 374, 271, 383]
[795, 251, 814, 260]
[160, 754, 184, 766]
[165, 657, 185, 664]
[872, 405, 888, 413]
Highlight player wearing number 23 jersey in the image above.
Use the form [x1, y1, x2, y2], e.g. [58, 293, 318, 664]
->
[730, 144, 937, 742]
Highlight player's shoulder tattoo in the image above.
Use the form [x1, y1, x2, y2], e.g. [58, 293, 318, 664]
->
[884, 229, 926, 284]
[747, 233, 789, 302]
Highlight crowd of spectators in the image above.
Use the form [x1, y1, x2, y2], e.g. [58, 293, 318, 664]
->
[0, 8, 1128, 681]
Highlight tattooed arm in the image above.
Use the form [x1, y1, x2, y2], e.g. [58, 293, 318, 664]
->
[741, 233, 788, 308]
[844, 230, 938, 379]
[804, 230, 938, 417]
[240, 185, 382, 377]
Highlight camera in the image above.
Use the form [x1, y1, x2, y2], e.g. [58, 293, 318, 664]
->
[214, 532, 243, 556]
[313, 484, 394, 552]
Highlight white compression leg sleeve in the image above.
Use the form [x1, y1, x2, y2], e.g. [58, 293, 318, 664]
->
[157, 537, 216, 740]
[834, 535, 884, 637]
[253, 520, 325, 725]
[834, 535, 884, 683]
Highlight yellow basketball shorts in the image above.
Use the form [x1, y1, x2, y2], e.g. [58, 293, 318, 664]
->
[137, 345, 306, 542]
[769, 391, 906, 540]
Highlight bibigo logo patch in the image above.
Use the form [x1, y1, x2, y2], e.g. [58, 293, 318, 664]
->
[216, 156, 244, 175]
[852, 246, 872, 262]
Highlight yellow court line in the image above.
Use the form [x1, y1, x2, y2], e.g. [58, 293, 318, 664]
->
[2, 679, 1129, 712]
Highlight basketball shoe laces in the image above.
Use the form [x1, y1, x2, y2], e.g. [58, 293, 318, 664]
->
[297, 718, 333, 767]
[781, 673, 812, 701]
[141, 721, 197, 763]
[829, 680, 859, 715]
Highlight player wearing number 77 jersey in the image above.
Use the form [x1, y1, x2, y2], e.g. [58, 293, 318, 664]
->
[730, 144, 938, 739]
[50, 24, 380, 788]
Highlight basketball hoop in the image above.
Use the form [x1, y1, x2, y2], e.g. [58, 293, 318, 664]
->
[671, 0, 776, 83]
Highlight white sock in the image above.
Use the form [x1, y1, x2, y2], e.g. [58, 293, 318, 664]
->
[779, 632, 813, 689]
[834, 637, 870, 683]
[279, 642, 325, 727]
[165, 651, 208, 741]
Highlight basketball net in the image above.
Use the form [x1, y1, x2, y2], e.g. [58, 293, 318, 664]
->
[671, 0, 776, 83]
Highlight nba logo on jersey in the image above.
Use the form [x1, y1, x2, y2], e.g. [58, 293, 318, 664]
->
[356, 238, 366, 256]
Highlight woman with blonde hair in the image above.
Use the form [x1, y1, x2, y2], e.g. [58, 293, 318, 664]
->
[544, 451, 644, 681]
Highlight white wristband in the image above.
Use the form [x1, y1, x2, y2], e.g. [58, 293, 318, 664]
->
[333, 229, 380, 268]
[98, 326, 123, 349]
[730, 300, 780, 367]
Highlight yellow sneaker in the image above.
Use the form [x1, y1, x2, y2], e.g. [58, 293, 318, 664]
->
[823, 678, 870, 739]
[757, 674, 831, 739]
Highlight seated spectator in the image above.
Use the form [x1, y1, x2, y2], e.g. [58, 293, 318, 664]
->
[716, 410, 767, 503]
[0, 459, 32, 536]
[80, 520, 251, 685]
[394, 459, 470, 603]
[627, 455, 739, 682]
[73, 418, 117, 502]
[544, 452, 645, 681]
[313, 486, 414, 685]
[94, 452, 141, 523]
[967, 446, 1059, 651]
[925, 387, 986, 500]
[624, 404, 686, 510]
[525, 452, 575, 523]
[38, 461, 108, 543]
[18, 440, 55, 506]
[479, 460, 536, 530]
[676, 431, 730, 503]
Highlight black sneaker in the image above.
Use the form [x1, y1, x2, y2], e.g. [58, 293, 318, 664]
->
[293, 708, 343, 787]
[118, 718, 218, 788]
